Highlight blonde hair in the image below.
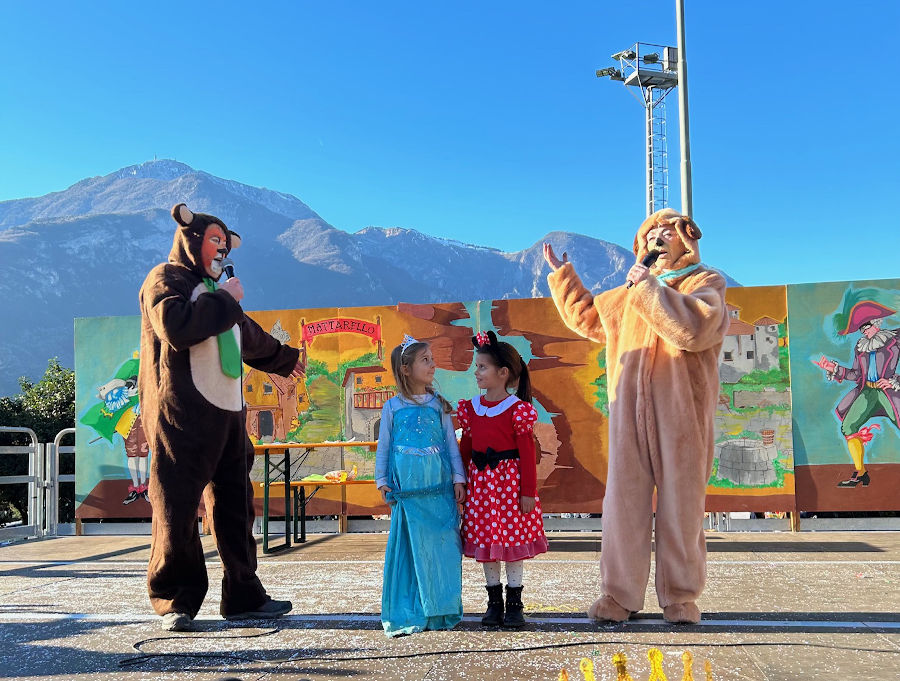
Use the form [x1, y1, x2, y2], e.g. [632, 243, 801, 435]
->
[389, 342, 453, 414]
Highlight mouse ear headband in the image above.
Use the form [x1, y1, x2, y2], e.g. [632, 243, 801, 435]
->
[472, 330, 505, 364]
[472, 330, 497, 349]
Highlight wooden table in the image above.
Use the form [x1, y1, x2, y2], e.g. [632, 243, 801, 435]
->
[253, 441, 377, 553]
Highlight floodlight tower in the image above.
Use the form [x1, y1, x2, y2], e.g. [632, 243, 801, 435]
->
[597, 43, 679, 217]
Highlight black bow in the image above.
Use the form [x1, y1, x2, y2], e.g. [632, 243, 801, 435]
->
[471, 447, 519, 471]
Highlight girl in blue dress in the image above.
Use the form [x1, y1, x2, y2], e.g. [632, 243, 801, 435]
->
[375, 335, 467, 637]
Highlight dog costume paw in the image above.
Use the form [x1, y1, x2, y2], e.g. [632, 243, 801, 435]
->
[663, 601, 701, 624]
[587, 595, 631, 623]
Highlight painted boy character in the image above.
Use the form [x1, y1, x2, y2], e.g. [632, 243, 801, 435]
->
[80, 354, 150, 504]
[814, 296, 900, 487]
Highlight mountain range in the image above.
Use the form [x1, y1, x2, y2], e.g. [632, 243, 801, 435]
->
[0, 160, 736, 396]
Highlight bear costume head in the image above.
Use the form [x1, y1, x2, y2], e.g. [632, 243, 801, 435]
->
[632, 207, 702, 273]
[168, 203, 242, 280]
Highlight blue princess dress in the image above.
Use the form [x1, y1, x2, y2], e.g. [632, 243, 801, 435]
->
[375, 393, 466, 637]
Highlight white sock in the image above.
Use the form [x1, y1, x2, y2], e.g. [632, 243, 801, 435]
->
[505, 560, 524, 587]
[483, 561, 501, 586]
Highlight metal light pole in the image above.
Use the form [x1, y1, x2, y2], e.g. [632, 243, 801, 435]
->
[596, 0, 694, 217]
[676, 0, 692, 216]
[598, 44, 678, 217]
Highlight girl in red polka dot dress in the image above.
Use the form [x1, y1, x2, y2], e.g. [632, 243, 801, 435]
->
[457, 330, 548, 628]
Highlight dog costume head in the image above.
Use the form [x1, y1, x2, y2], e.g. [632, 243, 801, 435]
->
[168, 203, 242, 279]
[633, 207, 702, 273]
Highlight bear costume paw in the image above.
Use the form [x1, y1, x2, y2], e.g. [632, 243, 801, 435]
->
[662, 601, 701, 624]
[587, 594, 631, 623]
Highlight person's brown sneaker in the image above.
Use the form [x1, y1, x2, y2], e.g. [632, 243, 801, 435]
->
[161, 612, 193, 631]
[224, 598, 292, 621]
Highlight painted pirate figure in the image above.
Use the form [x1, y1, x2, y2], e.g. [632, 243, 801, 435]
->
[815, 296, 900, 487]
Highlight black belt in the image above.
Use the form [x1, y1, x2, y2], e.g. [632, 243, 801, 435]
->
[472, 447, 519, 471]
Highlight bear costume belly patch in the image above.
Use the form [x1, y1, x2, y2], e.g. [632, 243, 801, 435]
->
[188, 282, 243, 411]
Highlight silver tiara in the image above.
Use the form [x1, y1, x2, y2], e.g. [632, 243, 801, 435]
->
[400, 334, 419, 355]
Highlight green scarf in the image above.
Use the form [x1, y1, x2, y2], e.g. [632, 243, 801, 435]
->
[202, 278, 242, 378]
[657, 262, 702, 286]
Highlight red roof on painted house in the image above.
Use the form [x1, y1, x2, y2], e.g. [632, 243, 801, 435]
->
[726, 318, 755, 336]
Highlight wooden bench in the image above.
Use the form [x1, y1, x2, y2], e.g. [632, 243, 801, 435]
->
[255, 479, 375, 547]
[253, 442, 377, 553]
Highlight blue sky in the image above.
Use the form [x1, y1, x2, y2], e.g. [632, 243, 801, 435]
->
[2, 1, 898, 286]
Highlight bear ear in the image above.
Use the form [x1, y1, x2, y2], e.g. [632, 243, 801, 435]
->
[172, 203, 194, 226]
[228, 231, 242, 249]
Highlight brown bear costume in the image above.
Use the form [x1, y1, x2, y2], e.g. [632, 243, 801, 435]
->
[138, 204, 300, 627]
[546, 208, 728, 624]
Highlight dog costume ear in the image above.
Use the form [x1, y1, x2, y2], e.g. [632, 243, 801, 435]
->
[679, 216, 702, 240]
[172, 203, 194, 226]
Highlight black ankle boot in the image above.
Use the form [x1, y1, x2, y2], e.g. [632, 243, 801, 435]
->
[503, 585, 526, 628]
[481, 584, 504, 626]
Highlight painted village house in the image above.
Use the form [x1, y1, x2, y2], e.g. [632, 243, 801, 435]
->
[718, 303, 780, 383]
[342, 365, 395, 442]
[243, 367, 309, 442]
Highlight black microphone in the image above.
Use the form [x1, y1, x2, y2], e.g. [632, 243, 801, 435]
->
[221, 258, 235, 279]
[626, 250, 661, 289]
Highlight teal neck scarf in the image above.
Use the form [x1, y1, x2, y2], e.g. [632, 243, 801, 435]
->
[657, 262, 702, 285]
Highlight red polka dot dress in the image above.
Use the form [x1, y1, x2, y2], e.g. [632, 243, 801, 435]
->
[457, 395, 548, 562]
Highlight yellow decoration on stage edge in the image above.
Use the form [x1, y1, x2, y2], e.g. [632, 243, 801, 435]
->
[681, 651, 694, 681]
[559, 650, 712, 681]
[612, 652, 636, 681]
[647, 649, 668, 681]
[579, 657, 596, 681]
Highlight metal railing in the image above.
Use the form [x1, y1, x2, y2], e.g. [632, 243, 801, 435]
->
[47, 428, 75, 537]
[0, 426, 77, 542]
[0, 426, 43, 541]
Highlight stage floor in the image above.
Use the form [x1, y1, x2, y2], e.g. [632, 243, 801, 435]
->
[1, 531, 899, 680]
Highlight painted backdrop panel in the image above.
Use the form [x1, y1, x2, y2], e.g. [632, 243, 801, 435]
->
[76, 286, 802, 518]
[707, 285, 795, 512]
[788, 278, 900, 511]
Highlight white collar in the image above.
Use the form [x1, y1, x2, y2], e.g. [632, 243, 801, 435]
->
[856, 329, 893, 353]
[471, 394, 519, 417]
[397, 393, 435, 405]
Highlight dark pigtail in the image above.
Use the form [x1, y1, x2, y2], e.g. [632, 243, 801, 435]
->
[515, 357, 532, 403]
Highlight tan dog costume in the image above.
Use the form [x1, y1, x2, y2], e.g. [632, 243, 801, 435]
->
[138, 204, 299, 621]
[547, 208, 728, 623]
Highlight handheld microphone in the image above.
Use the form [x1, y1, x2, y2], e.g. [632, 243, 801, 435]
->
[626, 250, 661, 289]
[221, 258, 235, 279]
